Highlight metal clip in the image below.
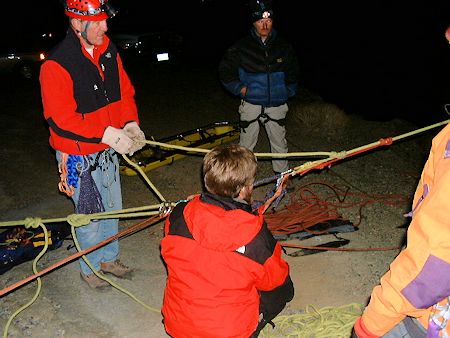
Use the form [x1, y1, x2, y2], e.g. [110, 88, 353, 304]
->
[159, 202, 173, 218]
[276, 169, 293, 189]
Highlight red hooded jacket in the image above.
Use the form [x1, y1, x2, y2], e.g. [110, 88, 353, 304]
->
[161, 193, 293, 338]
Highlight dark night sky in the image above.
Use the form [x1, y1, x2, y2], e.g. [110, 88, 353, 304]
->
[12, 0, 450, 123]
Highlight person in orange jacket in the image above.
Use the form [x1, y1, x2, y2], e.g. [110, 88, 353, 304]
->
[352, 27, 450, 338]
[161, 144, 294, 337]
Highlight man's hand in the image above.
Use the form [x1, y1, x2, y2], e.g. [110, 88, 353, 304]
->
[352, 317, 379, 338]
[124, 122, 146, 155]
[101, 126, 133, 154]
[240, 86, 247, 97]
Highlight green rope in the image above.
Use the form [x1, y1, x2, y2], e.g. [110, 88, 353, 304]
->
[0, 204, 173, 228]
[144, 139, 335, 158]
[70, 225, 160, 314]
[141, 119, 450, 160]
[260, 303, 363, 338]
[3, 222, 49, 338]
[122, 154, 166, 201]
[293, 119, 450, 175]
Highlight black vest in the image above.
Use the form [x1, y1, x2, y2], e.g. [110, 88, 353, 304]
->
[47, 29, 121, 114]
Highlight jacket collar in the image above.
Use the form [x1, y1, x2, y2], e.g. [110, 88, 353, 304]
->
[250, 27, 277, 46]
[201, 192, 253, 213]
[66, 27, 110, 56]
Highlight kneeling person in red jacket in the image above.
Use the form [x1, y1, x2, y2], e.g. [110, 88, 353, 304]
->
[161, 144, 294, 337]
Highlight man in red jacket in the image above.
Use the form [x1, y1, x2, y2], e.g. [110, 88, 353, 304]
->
[161, 144, 294, 337]
[40, 0, 145, 288]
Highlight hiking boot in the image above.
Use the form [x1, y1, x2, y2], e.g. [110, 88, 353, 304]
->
[100, 260, 133, 279]
[80, 272, 110, 289]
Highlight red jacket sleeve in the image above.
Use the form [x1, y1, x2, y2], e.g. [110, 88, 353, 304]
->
[40, 60, 98, 138]
[256, 242, 290, 291]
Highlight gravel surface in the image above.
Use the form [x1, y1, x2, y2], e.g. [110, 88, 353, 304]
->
[0, 60, 443, 337]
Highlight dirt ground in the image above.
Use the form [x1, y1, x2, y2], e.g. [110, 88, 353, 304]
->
[0, 59, 443, 337]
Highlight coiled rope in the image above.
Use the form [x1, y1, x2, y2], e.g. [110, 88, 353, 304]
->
[264, 181, 407, 252]
[259, 303, 364, 337]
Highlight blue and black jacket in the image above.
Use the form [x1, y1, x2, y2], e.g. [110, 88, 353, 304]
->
[219, 28, 299, 107]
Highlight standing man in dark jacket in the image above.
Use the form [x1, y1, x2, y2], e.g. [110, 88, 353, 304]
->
[40, 0, 145, 289]
[219, 0, 299, 175]
[161, 144, 294, 337]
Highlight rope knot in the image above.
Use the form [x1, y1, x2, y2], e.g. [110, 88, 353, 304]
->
[379, 137, 393, 146]
[159, 202, 175, 218]
[330, 151, 347, 159]
[23, 217, 43, 229]
[67, 214, 92, 227]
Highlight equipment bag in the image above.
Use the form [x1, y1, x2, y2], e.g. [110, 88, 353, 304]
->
[0, 223, 71, 274]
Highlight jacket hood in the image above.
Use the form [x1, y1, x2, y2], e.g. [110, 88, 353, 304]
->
[183, 194, 264, 252]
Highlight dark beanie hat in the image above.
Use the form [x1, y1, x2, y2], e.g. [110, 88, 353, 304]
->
[249, 0, 273, 22]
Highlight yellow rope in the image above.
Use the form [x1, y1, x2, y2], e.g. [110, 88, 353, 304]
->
[142, 119, 450, 162]
[121, 154, 166, 201]
[292, 119, 450, 175]
[0, 204, 173, 228]
[70, 225, 160, 314]
[3, 222, 48, 338]
[260, 303, 363, 338]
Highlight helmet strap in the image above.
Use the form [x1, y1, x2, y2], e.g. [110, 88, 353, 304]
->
[79, 21, 94, 46]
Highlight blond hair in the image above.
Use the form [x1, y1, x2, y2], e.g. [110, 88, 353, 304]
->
[203, 144, 257, 198]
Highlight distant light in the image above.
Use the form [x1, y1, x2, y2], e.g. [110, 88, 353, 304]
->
[157, 53, 169, 62]
[39, 53, 46, 61]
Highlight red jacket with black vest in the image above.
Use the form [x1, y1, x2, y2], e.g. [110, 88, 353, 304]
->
[40, 28, 138, 155]
[161, 193, 294, 338]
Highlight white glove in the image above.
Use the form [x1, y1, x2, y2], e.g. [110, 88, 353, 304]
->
[124, 122, 146, 155]
[101, 126, 134, 154]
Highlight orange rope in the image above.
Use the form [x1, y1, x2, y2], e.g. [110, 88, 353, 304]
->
[258, 174, 290, 214]
[281, 242, 400, 252]
[0, 215, 163, 297]
[264, 181, 408, 244]
[299, 138, 393, 176]
[58, 153, 75, 197]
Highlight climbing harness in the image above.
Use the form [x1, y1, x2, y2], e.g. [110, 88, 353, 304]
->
[240, 106, 286, 132]
[59, 150, 119, 214]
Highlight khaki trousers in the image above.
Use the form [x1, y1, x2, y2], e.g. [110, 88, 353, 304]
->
[238, 101, 289, 173]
